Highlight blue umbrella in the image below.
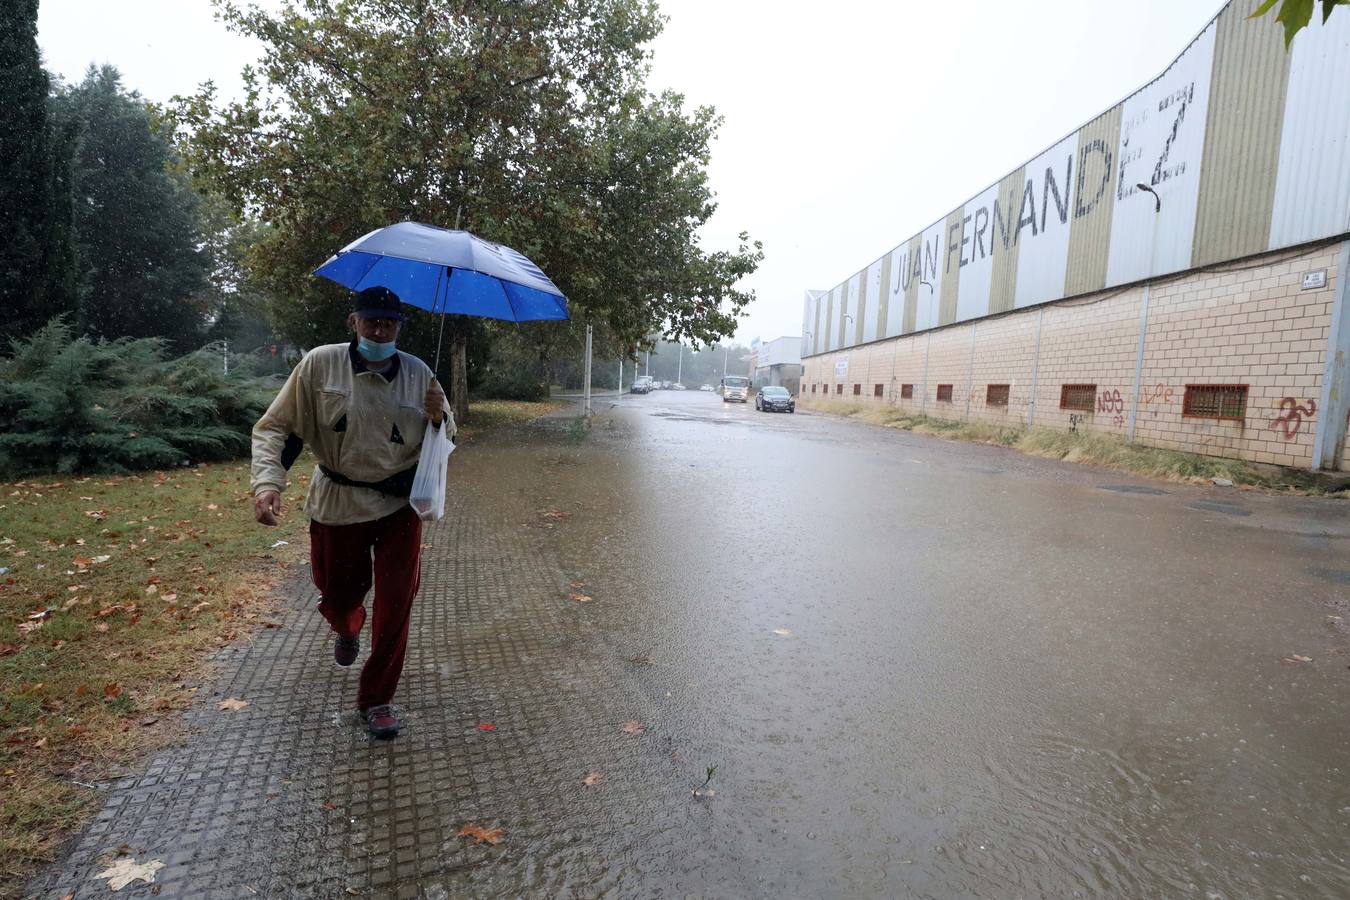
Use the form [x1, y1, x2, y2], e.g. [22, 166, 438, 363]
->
[313, 220, 569, 365]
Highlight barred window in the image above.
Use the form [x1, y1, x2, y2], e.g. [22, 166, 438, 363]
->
[811, 384, 817, 393]
[1183, 385, 1248, 421]
[936, 384, 954, 402]
[901, 384, 914, 399]
[1060, 384, 1096, 412]
[986, 384, 1010, 407]
[836, 384, 843, 395]
[853, 383, 862, 396]
[874, 384, 884, 398]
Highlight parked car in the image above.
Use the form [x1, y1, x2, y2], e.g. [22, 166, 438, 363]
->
[630, 376, 653, 394]
[756, 385, 795, 413]
[672, 382, 687, 391]
[699, 384, 714, 392]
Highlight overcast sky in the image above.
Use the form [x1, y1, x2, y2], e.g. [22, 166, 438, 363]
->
[39, 0, 1225, 344]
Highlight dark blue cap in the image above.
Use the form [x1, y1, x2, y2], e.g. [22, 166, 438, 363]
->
[352, 286, 405, 320]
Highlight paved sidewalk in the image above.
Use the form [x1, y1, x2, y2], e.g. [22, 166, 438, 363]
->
[29, 416, 711, 899]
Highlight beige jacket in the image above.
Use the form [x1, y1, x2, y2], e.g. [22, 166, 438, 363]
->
[251, 342, 454, 526]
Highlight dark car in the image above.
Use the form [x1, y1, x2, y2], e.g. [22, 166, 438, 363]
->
[755, 385, 795, 413]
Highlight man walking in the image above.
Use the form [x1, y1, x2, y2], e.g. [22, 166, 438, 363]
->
[251, 286, 450, 738]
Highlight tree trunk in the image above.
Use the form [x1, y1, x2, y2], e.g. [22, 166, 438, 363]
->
[451, 329, 469, 425]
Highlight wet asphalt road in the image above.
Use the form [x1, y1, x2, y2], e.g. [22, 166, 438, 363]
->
[34, 388, 1350, 899]
[528, 389, 1350, 897]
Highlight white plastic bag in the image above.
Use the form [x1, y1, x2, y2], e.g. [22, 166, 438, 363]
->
[409, 420, 454, 521]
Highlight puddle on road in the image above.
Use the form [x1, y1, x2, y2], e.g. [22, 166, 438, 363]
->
[1098, 483, 1169, 495]
[1187, 499, 1252, 516]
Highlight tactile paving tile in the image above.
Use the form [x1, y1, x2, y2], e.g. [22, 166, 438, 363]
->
[29, 426, 721, 898]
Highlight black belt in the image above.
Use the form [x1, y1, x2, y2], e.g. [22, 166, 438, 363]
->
[318, 464, 418, 499]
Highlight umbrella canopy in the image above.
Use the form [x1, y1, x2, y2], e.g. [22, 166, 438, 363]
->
[313, 221, 569, 322]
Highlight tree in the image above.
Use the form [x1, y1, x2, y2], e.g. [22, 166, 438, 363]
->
[195, 193, 278, 353]
[57, 66, 209, 348]
[1251, 0, 1348, 45]
[0, 0, 79, 341]
[174, 0, 761, 423]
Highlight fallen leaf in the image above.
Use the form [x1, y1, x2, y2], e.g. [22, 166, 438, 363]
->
[568, 593, 592, 603]
[33, 737, 47, 749]
[0, 643, 19, 657]
[138, 716, 158, 727]
[95, 623, 110, 632]
[1291, 654, 1313, 662]
[582, 771, 604, 786]
[477, 723, 497, 732]
[96, 856, 165, 890]
[92, 554, 111, 564]
[73, 555, 94, 568]
[17, 620, 43, 634]
[103, 682, 122, 699]
[569, 580, 586, 589]
[323, 800, 336, 810]
[457, 822, 506, 846]
[622, 720, 644, 735]
[206, 504, 219, 511]
[161, 593, 178, 602]
[218, 698, 249, 711]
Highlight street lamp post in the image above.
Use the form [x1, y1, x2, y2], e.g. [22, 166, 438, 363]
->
[722, 344, 728, 378]
[677, 343, 683, 385]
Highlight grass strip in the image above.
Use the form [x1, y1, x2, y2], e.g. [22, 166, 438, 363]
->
[799, 398, 1348, 494]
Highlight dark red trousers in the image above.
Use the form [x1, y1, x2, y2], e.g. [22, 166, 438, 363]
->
[309, 505, 422, 710]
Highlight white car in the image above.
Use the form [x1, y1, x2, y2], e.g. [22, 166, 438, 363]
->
[699, 384, 713, 392]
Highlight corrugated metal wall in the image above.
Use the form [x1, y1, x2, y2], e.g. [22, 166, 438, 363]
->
[805, 0, 1350, 356]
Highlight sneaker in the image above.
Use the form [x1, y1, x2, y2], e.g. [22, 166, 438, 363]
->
[363, 704, 400, 739]
[334, 635, 359, 667]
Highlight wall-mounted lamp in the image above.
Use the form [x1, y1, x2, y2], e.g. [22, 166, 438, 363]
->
[1135, 181, 1161, 213]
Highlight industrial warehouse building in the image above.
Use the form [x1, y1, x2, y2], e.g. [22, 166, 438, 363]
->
[800, 0, 1350, 471]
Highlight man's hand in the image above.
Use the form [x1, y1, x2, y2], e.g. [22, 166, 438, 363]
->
[254, 490, 283, 526]
[425, 380, 445, 425]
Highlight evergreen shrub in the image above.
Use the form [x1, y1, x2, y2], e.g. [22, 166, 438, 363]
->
[0, 319, 268, 477]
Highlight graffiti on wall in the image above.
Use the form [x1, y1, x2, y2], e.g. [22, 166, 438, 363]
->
[1097, 388, 1125, 427]
[1270, 398, 1317, 440]
[1140, 383, 1175, 411]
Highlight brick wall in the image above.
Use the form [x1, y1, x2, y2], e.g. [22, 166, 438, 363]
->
[799, 241, 1345, 468]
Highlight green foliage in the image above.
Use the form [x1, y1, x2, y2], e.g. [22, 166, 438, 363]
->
[172, 0, 763, 421]
[55, 67, 210, 349]
[1250, 0, 1348, 46]
[0, 319, 268, 478]
[0, 0, 80, 339]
